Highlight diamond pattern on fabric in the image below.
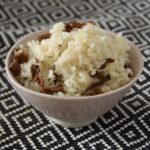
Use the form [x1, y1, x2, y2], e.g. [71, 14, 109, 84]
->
[0, 0, 150, 149]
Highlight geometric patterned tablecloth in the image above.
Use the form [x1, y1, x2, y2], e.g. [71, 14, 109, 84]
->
[0, 0, 150, 149]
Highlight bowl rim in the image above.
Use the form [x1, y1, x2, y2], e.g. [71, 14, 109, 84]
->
[5, 28, 144, 101]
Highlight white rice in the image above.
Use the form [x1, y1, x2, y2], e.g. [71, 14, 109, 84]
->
[17, 22, 133, 96]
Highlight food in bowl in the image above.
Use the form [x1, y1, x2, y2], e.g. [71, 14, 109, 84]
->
[9, 21, 133, 96]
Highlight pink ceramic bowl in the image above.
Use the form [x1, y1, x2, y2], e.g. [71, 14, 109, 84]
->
[5, 29, 143, 127]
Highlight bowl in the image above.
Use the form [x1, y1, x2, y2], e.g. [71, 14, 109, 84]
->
[5, 29, 143, 128]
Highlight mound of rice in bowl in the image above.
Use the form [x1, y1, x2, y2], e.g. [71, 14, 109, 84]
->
[9, 21, 133, 96]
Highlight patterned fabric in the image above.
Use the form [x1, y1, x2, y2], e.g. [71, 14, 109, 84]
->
[0, 0, 150, 149]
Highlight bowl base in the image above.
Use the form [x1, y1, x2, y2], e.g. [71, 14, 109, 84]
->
[49, 116, 97, 128]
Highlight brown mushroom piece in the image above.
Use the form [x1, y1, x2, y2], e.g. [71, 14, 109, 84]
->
[84, 86, 103, 96]
[64, 20, 95, 32]
[31, 64, 64, 94]
[41, 85, 64, 94]
[54, 74, 62, 84]
[9, 61, 21, 76]
[128, 73, 134, 78]
[14, 48, 29, 64]
[38, 33, 51, 42]
[31, 64, 44, 86]
[9, 48, 29, 76]
[90, 72, 105, 80]
[100, 58, 115, 69]
[84, 74, 111, 96]
[124, 63, 131, 69]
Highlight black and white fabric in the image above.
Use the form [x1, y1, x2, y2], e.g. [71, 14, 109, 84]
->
[0, 0, 150, 149]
